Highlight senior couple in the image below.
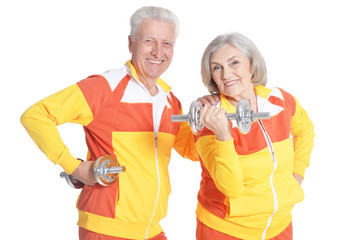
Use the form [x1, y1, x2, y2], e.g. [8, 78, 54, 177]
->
[21, 6, 314, 240]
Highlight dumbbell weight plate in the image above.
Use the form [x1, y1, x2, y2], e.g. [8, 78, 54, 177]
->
[189, 100, 204, 134]
[60, 172, 85, 189]
[93, 155, 120, 186]
[236, 99, 252, 134]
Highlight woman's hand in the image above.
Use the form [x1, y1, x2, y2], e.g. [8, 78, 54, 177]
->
[293, 173, 303, 185]
[200, 105, 232, 141]
[71, 161, 97, 186]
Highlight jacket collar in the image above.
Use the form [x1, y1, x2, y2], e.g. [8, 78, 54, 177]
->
[125, 60, 172, 94]
[219, 84, 273, 113]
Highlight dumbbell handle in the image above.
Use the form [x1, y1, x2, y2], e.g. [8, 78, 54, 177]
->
[60, 172, 84, 189]
[104, 166, 126, 174]
[171, 112, 270, 122]
[60, 172, 71, 178]
[60, 172, 68, 178]
[226, 112, 270, 121]
[60, 166, 125, 179]
[171, 115, 190, 122]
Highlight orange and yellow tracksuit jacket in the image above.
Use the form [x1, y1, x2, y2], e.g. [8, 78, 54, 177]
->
[195, 85, 315, 240]
[21, 61, 198, 239]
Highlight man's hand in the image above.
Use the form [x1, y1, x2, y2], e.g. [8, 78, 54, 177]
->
[71, 161, 97, 186]
[197, 94, 220, 106]
[293, 173, 303, 185]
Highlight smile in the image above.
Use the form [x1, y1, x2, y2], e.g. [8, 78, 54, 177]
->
[224, 80, 239, 87]
[147, 59, 163, 64]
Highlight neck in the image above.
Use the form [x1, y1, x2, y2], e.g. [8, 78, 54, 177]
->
[139, 76, 159, 96]
[130, 61, 159, 96]
[227, 86, 258, 112]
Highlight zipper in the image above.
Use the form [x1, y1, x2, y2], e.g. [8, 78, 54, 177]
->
[258, 120, 279, 240]
[144, 92, 162, 239]
[144, 138, 161, 239]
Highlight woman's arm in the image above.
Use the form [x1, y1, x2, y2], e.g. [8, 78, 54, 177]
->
[196, 105, 244, 198]
[290, 96, 315, 179]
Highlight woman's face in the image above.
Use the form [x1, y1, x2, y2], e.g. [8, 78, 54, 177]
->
[210, 44, 254, 100]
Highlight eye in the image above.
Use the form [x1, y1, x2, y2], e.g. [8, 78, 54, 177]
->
[213, 65, 221, 71]
[231, 60, 239, 66]
[144, 39, 153, 45]
[163, 41, 173, 48]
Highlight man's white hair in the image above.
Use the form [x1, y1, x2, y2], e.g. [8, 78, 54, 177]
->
[129, 6, 180, 42]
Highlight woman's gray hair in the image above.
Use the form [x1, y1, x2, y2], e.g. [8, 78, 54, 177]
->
[201, 32, 268, 93]
[130, 6, 180, 42]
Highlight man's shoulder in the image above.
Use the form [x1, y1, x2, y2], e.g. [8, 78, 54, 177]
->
[76, 67, 126, 97]
[100, 66, 129, 91]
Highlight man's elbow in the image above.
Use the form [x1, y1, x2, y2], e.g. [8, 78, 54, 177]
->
[20, 109, 31, 128]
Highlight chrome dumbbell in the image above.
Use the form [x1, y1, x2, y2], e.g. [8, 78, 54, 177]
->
[60, 155, 126, 188]
[171, 99, 270, 134]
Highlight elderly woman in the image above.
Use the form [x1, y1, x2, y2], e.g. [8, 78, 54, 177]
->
[194, 32, 315, 240]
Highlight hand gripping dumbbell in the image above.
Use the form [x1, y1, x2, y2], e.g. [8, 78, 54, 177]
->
[171, 99, 271, 134]
[60, 155, 126, 188]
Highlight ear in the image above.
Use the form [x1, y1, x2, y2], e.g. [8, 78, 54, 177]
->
[128, 35, 133, 54]
[250, 65, 255, 80]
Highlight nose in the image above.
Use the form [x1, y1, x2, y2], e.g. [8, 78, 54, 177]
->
[151, 43, 162, 58]
[222, 66, 231, 80]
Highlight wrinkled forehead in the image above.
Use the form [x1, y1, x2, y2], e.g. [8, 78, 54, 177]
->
[210, 44, 247, 63]
[137, 19, 175, 41]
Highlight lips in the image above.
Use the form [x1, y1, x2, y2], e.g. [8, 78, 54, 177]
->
[224, 80, 239, 87]
[147, 59, 164, 64]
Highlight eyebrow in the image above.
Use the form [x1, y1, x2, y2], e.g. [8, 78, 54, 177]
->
[210, 55, 239, 65]
[143, 35, 174, 43]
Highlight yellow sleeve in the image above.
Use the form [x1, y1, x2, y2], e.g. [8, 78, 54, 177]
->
[290, 97, 315, 178]
[196, 135, 244, 198]
[20, 84, 93, 174]
[172, 121, 199, 161]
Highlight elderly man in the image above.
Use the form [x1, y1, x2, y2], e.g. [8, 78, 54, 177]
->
[21, 6, 203, 240]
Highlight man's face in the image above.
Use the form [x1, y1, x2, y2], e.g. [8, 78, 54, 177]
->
[129, 19, 175, 82]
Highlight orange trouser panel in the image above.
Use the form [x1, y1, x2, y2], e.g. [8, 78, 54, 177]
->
[79, 227, 167, 240]
[196, 219, 292, 240]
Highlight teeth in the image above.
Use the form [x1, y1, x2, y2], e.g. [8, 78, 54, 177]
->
[225, 80, 238, 86]
[148, 59, 162, 64]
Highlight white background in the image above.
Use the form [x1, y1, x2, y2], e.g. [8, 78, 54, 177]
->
[1, 0, 360, 239]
